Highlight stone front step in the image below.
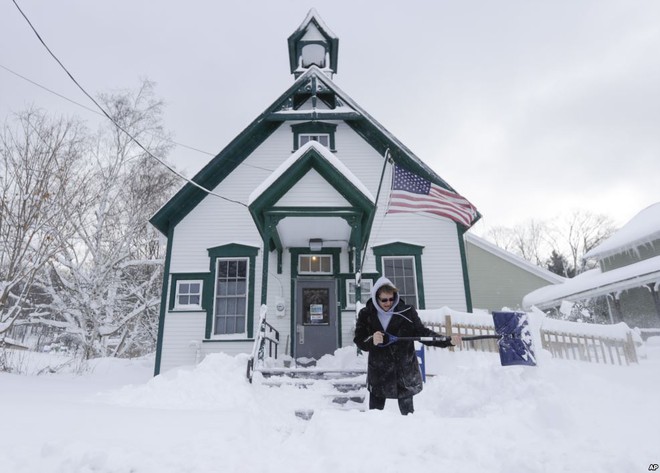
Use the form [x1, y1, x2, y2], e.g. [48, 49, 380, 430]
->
[255, 367, 368, 414]
[256, 367, 367, 380]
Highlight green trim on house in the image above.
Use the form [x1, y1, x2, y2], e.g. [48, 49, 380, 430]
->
[291, 121, 337, 151]
[149, 67, 481, 238]
[206, 243, 260, 340]
[372, 242, 426, 309]
[289, 247, 342, 355]
[154, 226, 174, 376]
[337, 272, 380, 309]
[168, 273, 211, 311]
[457, 227, 473, 312]
[248, 146, 375, 251]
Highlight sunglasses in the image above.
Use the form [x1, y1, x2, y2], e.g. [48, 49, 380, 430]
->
[379, 297, 395, 303]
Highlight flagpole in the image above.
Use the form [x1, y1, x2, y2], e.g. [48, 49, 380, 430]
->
[355, 148, 391, 306]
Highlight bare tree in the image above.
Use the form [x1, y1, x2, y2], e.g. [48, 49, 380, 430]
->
[35, 80, 179, 359]
[486, 219, 553, 266]
[0, 109, 86, 337]
[483, 210, 616, 277]
[559, 210, 616, 275]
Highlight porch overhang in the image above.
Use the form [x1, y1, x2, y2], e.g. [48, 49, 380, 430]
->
[248, 142, 376, 253]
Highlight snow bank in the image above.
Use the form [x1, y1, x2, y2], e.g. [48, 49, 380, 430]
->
[1, 348, 659, 473]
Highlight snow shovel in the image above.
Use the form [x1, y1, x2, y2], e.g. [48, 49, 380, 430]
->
[373, 311, 536, 367]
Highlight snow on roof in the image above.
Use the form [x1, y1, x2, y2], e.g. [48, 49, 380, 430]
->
[465, 233, 566, 284]
[522, 254, 660, 309]
[247, 141, 375, 205]
[585, 202, 660, 260]
[293, 8, 338, 39]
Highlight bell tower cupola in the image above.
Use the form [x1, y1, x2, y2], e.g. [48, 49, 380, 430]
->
[288, 9, 339, 79]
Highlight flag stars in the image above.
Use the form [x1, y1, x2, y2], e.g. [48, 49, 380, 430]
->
[393, 166, 431, 194]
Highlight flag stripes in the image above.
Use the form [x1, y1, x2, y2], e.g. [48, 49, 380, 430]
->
[387, 164, 478, 227]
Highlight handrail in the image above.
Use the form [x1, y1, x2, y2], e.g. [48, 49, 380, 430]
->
[246, 305, 280, 383]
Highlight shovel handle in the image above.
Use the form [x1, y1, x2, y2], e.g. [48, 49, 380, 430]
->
[372, 333, 502, 347]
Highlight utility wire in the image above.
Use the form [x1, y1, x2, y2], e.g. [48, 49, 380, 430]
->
[1, 63, 275, 173]
[11, 0, 248, 207]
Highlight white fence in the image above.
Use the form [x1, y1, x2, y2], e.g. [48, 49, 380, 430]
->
[419, 307, 640, 366]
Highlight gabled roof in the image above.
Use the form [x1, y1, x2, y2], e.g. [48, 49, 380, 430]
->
[523, 254, 660, 309]
[585, 202, 660, 260]
[465, 233, 565, 284]
[248, 141, 374, 205]
[150, 66, 480, 235]
[248, 141, 376, 251]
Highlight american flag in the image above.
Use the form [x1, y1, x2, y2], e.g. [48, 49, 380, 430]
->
[387, 164, 478, 227]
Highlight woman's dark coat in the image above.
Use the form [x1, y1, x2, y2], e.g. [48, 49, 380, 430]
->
[353, 298, 453, 399]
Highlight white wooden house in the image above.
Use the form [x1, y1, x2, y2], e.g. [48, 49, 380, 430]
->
[523, 202, 660, 328]
[149, 10, 482, 374]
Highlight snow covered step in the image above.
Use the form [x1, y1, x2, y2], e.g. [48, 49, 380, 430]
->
[259, 377, 366, 391]
[256, 367, 367, 380]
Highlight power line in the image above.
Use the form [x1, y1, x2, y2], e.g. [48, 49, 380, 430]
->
[0, 62, 276, 173]
[11, 0, 248, 208]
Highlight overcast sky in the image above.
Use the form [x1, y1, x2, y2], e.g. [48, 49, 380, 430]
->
[1, 0, 659, 231]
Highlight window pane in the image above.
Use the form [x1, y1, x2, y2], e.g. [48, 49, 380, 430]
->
[189, 283, 200, 293]
[321, 257, 330, 273]
[215, 317, 226, 335]
[218, 261, 228, 278]
[189, 295, 200, 306]
[236, 280, 246, 295]
[383, 257, 417, 307]
[226, 316, 236, 334]
[178, 295, 189, 306]
[237, 261, 247, 278]
[214, 258, 248, 335]
[227, 280, 237, 296]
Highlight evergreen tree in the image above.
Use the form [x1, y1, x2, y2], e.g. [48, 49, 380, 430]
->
[546, 250, 575, 278]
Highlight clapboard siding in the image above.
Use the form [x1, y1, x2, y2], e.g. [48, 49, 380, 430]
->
[466, 239, 560, 312]
[159, 312, 207, 372]
[159, 113, 470, 369]
[276, 168, 351, 206]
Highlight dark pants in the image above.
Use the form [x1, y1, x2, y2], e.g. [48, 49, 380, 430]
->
[369, 393, 415, 415]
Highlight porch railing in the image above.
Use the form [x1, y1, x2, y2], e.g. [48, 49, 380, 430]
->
[246, 305, 280, 383]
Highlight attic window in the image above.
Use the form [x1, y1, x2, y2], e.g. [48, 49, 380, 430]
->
[292, 122, 337, 152]
[299, 134, 329, 148]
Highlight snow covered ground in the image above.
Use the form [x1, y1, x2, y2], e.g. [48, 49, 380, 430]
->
[1, 343, 659, 473]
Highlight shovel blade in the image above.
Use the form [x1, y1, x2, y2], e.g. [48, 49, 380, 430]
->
[492, 311, 537, 367]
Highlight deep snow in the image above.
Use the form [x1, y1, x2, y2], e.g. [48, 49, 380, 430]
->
[1, 344, 659, 473]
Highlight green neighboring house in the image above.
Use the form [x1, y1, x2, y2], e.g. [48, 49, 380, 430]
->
[465, 233, 565, 312]
[149, 10, 483, 375]
[523, 202, 660, 328]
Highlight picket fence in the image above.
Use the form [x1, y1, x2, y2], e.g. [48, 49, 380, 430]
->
[424, 315, 639, 366]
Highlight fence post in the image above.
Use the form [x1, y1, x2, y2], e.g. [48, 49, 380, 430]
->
[445, 315, 454, 352]
[625, 332, 638, 364]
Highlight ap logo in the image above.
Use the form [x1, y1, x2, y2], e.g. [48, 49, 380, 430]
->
[649, 464, 659, 471]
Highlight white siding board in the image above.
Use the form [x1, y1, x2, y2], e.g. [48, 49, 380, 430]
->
[159, 312, 207, 373]
[275, 169, 350, 206]
[161, 118, 471, 368]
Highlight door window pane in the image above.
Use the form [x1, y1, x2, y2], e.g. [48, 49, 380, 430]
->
[302, 288, 330, 325]
[298, 255, 332, 274]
